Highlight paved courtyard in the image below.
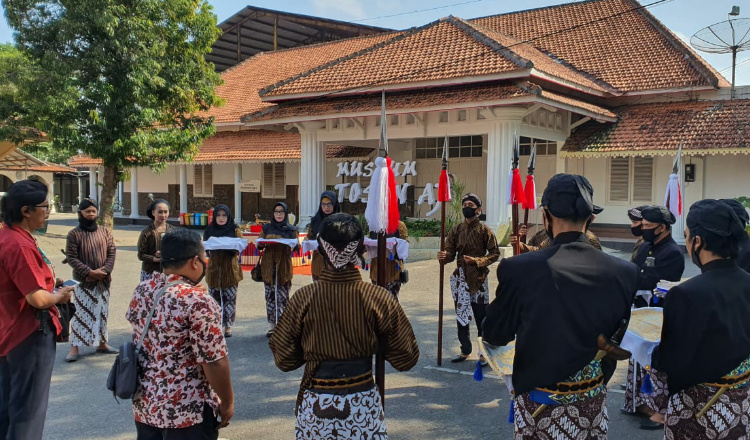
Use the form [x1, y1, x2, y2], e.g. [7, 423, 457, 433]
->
[37, 214, 677, 439]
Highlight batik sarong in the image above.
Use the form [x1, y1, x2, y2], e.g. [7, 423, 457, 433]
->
[450, 267, 489, 326]
[265, 281, 291, 325]
[514, 359, 608, 440]
[210, 285, 238, 328]
[296, 387, 387, 440]
[665, 357, 750, 440]
[622, 359, 669, 414]
[140, 270, 152, 282]
[69, 285, 110, 347]
[372, 280, 401, 299]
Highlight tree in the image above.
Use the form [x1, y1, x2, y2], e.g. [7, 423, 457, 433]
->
[0, 43, 42, 146]
[3, 0, 223, 228]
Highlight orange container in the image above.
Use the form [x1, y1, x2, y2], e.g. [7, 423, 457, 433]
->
[207, 209, 214, 225]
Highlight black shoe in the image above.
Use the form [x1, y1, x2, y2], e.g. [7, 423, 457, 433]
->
[450, 354, 469, 363]
[639, 418, 664, 430]
[620, 382, 628, 390]
[478, 355, 489, 367]
[266, 329, 274, 338]
[620, 408, 640, 417]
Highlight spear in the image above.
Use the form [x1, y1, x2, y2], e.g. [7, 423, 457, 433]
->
[521, 143, 537, 244]
[436, 135, 451, 366]
[664, 141, 683, 220]
[509, 133, 526, 255]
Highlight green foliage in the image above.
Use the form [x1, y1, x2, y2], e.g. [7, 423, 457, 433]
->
[3, 0, 224, 227]
[496, 222, 511, 246]
[404, 219, 442, 238]
[0, 43, 43, 145]
[736, 197, 750, 209]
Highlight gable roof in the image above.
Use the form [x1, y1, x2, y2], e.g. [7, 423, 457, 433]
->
[0, 149, 75, 173]
[259, 16, 618, 100]
[563, 99, 750, 157]
[245, 81, 616, 125]
[206, 32, 401, 124]
[471, 0, 728, 93]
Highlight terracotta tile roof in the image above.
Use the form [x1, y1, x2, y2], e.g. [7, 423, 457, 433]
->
[68, 154, 103, 168]
[260, 16, 618, 99]
[206, 32, 401, 123]
[193, 130, 374, 163]
[0, 149, 76, 173]
[471, 0, 728, 92]
[563, 99, 750, 156]
[245, 81, 615, 123]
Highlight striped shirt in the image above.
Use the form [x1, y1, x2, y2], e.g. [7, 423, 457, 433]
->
[443, 217, 500, 293]
[65, 227, 116, 289]
[269, 267, 419, 409]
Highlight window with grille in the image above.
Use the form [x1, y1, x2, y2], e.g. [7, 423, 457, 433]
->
[262, 163, 286, 199]
[608, 157, 653, 203]
[519, 137, 557, 156]
[193, 164, 213, 197]
[415, 135, 483, 159]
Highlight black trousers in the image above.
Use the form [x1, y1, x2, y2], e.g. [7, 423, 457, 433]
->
[0, 320, 56, 440]
[456, 302, 487, 356]
[136, 404, 219, 440]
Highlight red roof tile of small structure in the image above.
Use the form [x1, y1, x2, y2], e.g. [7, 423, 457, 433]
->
[563, 99, 750, 156]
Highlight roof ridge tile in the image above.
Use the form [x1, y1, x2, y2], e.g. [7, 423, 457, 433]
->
[445, 17, 532, 69]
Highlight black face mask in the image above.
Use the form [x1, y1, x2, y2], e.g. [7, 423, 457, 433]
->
[631, 225, 643, 237]
[462, 207, 477, 219]
[543, 210, 555, 241]
[642, 226, 661, 243]
[193, 258, 207, 285]
[691, 240, 703, 270]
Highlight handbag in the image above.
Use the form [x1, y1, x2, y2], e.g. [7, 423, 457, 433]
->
[250, 253, 264, 282]
[106, 281, 179, 400]
[55, 302, 77, 343]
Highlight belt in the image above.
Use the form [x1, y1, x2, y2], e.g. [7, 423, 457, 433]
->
[309, 358, 374, 395]
[536, 375, 604, 396]
[702, 368, 750, 389]
[310, 371, 374, 391]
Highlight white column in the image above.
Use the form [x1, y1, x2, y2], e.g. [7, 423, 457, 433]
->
[234, 164, 242, 223]
[556, 141, 567, 174]
[77, 175, 86, 206]
[299, 129, 325, 229]
[179, 165, 188, 214]
[129, 168, 139, 219]
[88, 166, 97, 202]
[49, 177, 56, 213]
[485, 118, 521, 230]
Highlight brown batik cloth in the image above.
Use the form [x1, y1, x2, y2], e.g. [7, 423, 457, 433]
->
[513, 390, 608, 440]
[622, 359, 670, 414]
[664, 384, 750, 440]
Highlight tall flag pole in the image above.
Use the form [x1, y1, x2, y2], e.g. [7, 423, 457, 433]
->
[664, 141, 683, 219]
[436, 135, 450, 366]
[364, 90, 399, 406]
[521, 143, 537, 244]
[509, 133, 526, 255]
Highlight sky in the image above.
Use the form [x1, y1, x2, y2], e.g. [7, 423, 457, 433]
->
[2, 0, 750, 85]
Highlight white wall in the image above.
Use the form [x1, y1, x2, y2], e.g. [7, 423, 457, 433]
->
[704, 154, 750, 200]
[125, 166, 174, 193]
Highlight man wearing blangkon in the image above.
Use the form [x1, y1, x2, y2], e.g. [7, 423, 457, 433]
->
[127, 228, 234, 439]
[483, 173, 638, 439]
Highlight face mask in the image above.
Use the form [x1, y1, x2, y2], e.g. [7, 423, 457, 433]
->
[691, 240, 703, 270]
[543, 210, 555, 241]
[642, 227, 660, 243]
[191, 257, 207, 285]
[462, 207, 477, 219]
[631, 225, 643, 237]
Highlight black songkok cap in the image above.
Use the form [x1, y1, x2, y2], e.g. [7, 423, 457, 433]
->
[78, 199, 98, 211]
[541, 173, 594, 220]
[462, 193, 482, 207]
[627, 205, 647, 221]
[640, 205, 676, 225]
[720, 199, 749, 225]
[687, 199, 747, 241]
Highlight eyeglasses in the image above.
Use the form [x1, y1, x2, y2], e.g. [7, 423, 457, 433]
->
[321, 203, 334, 208]
[35, 204, 51, 212]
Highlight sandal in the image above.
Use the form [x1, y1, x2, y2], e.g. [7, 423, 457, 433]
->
[65, 353, 79, 363]
[96, 346, 119, 354]
[224, 330, 232, 338]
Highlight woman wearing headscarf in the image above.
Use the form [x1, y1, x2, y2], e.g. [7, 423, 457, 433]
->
[305, 191, 340, 281]
[204, 204, 243, 338]
[137, 199, 174, 281]
[269, 213, 419, 439]
[64, 199, 117, 362]
[259, 202, 298, 337]
[0, 180, 74, 439]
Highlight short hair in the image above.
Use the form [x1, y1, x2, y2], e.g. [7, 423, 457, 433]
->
[160, 228, 203, 270]
[0, 179, 48, 226]
[319, 213, 364, 247]
[688, 224, 739, 259]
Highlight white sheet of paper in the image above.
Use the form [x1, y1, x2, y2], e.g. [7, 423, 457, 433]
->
[302, 240, 318, 253]
[363, 237, 409, 260]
